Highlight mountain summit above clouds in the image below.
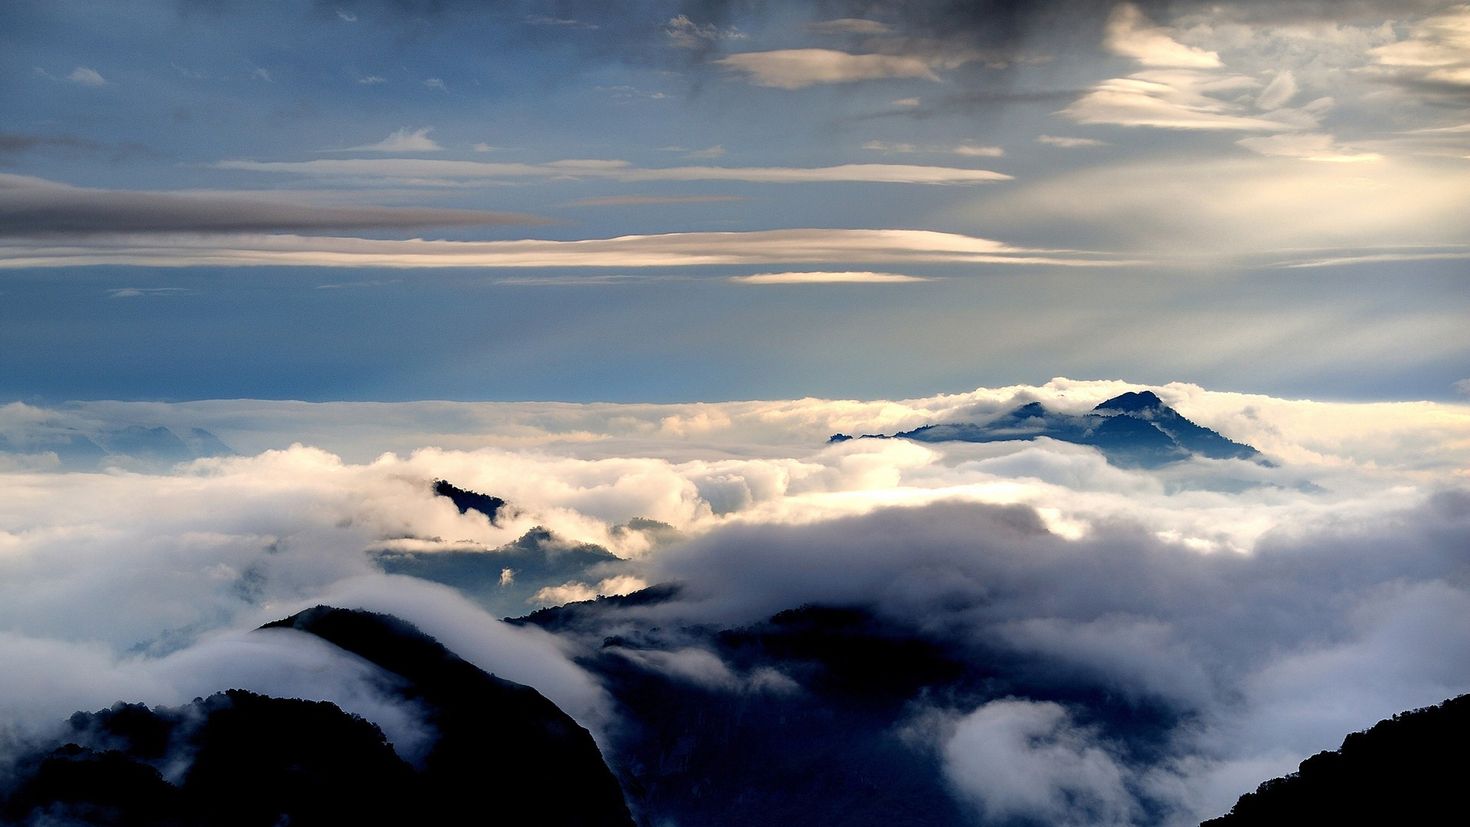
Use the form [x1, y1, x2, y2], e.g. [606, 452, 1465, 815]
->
[831, 390, 1262, 468]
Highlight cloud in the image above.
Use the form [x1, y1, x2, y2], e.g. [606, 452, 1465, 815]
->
[0, 173, 547, 237]
[66, 66, 107, 86]
[977, 154, 1470, 257]
[715, 49, 939, 89]
[729, 271, 932, 285]
[1060, 70, 1297, 131]
[1104, 3, 1221, 68]
[1036, 135, 1106, 148]
[942, 699, 1136, 826]
[1255, 70, 1299, 109]
[664, 14, 744, 50]
[863, 141, 1004, 157]
[1236, 132, 1382, 162]
[0, 227, 1121, 270]
[212, 156, 1011, 184]
[1368, 4, 1470, 92]
[1, 380, 1468, 810]
[563, 194, 745, 208]
[357, 74, 386, 84]
[809, 18, 893, 35]
[339, 127, 442, 153]
[681, 144, 726, 160]
[531, 575, 648, 606]
[423, 77, 446, 91]
[107, 287, 189, 299]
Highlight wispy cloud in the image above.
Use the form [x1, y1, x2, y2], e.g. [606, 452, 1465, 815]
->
[1237, 132, 1382, 163]
[716, 49, 939, 89]
[0, 173, 547, 237]
[106, 287, 190, 299]
[563, 194, 746, 208]
[808, 18, 893, 36]
[664, 15, 744, 50]
[863, 141, 1003, 157]
[66, 66, 107, 87]
[1036, 135, 1106, 148]
[1103, 3, 1221, 68]
[0, 228, 1127, 270]
[1061, 70, 1296, 131]
[214, 157, 1012, 185]
[335, 127, 443, 154]
[1368, 4, 1470, 92]
[730, 271, 932, 285]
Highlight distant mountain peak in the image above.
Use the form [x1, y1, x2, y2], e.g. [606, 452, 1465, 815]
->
[830, 389, 1262, 469]
[1094, 390, 1165, 413]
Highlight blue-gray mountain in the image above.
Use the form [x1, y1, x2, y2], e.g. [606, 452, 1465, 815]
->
[831, 391, 1262, 468]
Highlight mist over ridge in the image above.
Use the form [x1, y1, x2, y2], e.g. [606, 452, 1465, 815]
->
[0, 380, 1467, 823]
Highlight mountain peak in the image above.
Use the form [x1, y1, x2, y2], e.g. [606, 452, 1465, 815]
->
[1094, 390, 1165, 413]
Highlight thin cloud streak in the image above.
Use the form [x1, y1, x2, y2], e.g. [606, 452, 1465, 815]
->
[0, 229, 1125, 270]
[0, 173, 548, 236]
[214, 158, 1012, 185]
[730, 271, 932, 284]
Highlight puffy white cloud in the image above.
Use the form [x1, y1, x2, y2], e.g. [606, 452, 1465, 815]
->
[942, 700, 1137, 826]
[715, 49, 938, 89]
[1, 381, 1469, 821]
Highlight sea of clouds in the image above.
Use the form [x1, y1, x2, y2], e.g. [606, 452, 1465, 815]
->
[1, 378, 1467, 824]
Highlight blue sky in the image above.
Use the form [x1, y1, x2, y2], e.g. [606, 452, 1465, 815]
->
[2, 0, 1468, 402]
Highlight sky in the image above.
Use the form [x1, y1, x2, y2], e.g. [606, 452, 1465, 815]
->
[2, 6, 1470, 823]
[2, 0, 1468, 403]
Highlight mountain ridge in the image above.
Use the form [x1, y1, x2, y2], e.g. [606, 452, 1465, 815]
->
[831, 390, 1262, 468]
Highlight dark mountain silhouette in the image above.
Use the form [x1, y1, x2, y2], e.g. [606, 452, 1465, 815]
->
[1, 691, 419, 827]
[1202, 693, 1470, 826]
[262, 606, 633, 826]
[1, 607, 633, 827]
[830, 391, 1261, 468]
[431, 478, 507, 523]
[513, 593, 1180, 827]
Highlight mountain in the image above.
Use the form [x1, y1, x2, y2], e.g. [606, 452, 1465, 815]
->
[511, 594, 1177, 827]
[0, 607, 633, 827]
[1201, 693, 1470, 826]
[431, 478, 508, 524]
[831, 390, 1262, 468]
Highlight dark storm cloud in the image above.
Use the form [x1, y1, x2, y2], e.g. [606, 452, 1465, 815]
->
[0, 174, 549, 236]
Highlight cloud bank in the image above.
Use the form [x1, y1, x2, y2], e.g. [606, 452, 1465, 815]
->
[2, 380, 1468, 823]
